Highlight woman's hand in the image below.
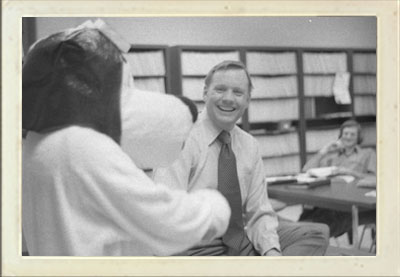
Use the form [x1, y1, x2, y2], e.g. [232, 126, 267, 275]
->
[319, 140, 344, 155]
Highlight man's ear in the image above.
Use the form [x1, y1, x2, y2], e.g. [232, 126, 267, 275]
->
[246, 91, 251, 103]
[203, 86, 208, 101]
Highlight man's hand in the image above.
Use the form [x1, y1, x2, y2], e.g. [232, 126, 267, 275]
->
[264, 248, 282, 256]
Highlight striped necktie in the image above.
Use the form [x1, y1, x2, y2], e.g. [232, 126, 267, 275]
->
[217, 130, 245, 252]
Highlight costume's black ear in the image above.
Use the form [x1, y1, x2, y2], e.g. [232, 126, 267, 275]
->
[54, 40, 85, 68]
[54, 40, 99, 98]
[23, 28, 123, 143]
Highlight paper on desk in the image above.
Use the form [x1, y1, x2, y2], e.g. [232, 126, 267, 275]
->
[365, 190, 376, 198]
[265, 175, 296, 183]
[296, 174, 318, 183]
[357, 175, 377, 188]
[307, 166, 337, 178]
[336, 175, 355, 183]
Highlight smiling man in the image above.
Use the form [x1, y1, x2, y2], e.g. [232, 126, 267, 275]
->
[300, 119, 376, 239]
[153, 60, 329, 256]
[302, 119, 376, 179]
[203, 62, 251, 131]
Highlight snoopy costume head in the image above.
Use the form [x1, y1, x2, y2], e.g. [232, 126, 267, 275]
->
[23, 19, 195, 169]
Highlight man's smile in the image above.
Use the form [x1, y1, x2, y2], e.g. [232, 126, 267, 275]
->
[217, 105, 236, 112]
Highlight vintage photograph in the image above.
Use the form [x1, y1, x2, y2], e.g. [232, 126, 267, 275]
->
[3, 2, 398, 275]
[21, 16, 377, 257]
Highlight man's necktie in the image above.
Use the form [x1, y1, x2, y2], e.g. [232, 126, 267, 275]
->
[217, 130, 245, 252]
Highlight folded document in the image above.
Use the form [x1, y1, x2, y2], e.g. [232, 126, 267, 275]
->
[289, 176, 331, 189]
[265, 175, 297, 185]
[306, 166, 337, 178]
[266, 174, 330, 189]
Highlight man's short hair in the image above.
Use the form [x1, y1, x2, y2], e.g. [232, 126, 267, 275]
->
[338, 119, 363, 144]
[204, 60, 254, 93]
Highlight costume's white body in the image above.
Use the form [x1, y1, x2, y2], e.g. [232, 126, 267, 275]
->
[22, 20, 230, 256]
[23, 126, 229, 256]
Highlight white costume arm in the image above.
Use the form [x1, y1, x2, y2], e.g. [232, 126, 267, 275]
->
[69, 129, 230, 255]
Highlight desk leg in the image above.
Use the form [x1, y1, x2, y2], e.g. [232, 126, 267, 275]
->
[352, 205, 359, 249]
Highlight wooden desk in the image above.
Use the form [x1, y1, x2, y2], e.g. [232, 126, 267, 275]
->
[267, 177, 376, 249]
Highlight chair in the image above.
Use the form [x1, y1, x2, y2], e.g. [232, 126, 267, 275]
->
[358, 223, 376, 253]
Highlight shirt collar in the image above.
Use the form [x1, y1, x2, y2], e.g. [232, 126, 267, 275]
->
[339, 144, 360, 156]
[199, 110, 229, 146]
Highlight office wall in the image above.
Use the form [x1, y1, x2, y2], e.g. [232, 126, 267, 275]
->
[34, 17, 376, 49]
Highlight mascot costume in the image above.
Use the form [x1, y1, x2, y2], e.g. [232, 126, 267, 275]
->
[22, 20, 230, 256]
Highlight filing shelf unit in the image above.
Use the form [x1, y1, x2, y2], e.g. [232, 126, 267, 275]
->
[351, 50, 377, 150]
[125, 45, 170, 94]
[168, 46, 304, 176]
[301, 49, 377, 159]
[244, 48, 302, 176]
[165, 46, 376, 176]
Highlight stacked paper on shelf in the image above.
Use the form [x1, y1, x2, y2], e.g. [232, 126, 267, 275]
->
[124, 51, 166, 76]
[303, 98, 316, 119]
[134, 78, 166, 93]
[248, 98, 299, 122]
[303, 52, 347, 73]
[361, 124, 377, 147]
[353, 53, 377, 73]
[251, 76, 298, 98]
[182, 78, 205, 101]
[354, 96, 376, 116]
[246, 52, 297, 74]
[318, 111, 353, 119]
[181, 51, 240, 75]
[306, 128, 340, 152]
[255, 132, 299, 157]
[353, 76, 376, 95]
[263, 155, 301, 177]
[304, 76, 335, 97]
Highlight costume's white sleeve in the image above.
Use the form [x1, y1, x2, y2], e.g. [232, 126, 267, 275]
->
[152, 135, 198, 191]
[69, 131, 230, 256]
[244, 140, 281, 255]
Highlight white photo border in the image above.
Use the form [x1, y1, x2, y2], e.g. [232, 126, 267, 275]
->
[2, 1, 399, 276]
